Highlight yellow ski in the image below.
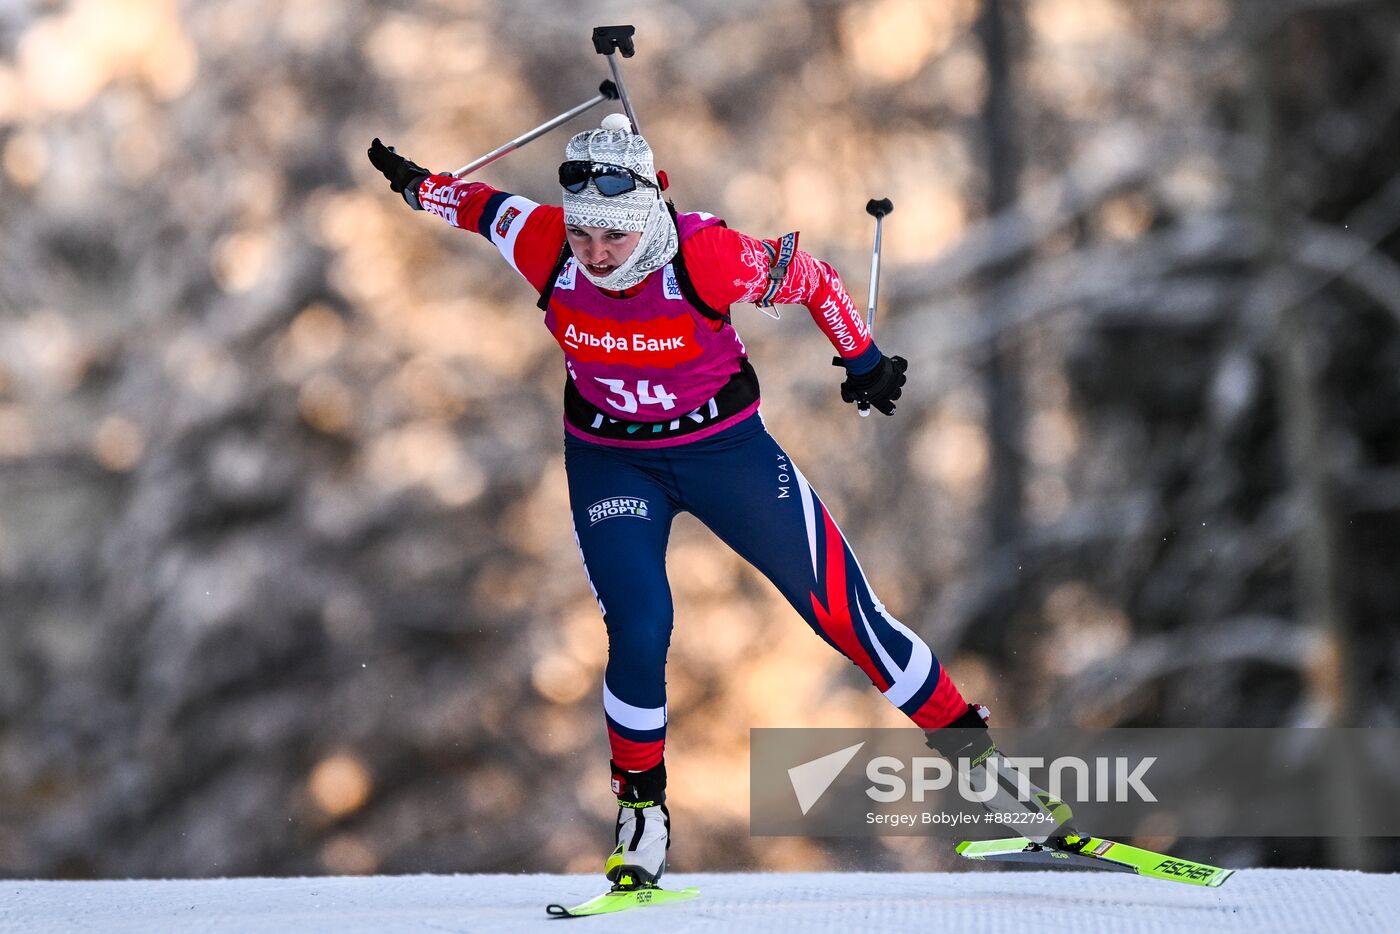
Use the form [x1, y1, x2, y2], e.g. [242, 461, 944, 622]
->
[957, 835, 1234, 887]
[545, 883, 700, 917]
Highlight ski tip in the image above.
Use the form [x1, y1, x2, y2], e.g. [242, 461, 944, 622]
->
[1206, 868, 1236, 888]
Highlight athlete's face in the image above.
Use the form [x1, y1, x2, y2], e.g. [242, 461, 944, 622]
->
[566, 225, 642, 278]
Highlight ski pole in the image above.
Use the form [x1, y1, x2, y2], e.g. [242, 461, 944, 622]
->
[451, 80, 620, 178]
[592, 25, 643, 136]
[859, 197, 894, 417]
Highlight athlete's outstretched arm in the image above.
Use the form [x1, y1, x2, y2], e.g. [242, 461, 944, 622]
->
[367, 139, 565, 293]
[682, 225, 909, 414]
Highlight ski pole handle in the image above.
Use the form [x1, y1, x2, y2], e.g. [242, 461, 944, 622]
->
[859, 197, 894, 418]
[452, 80, 620, 178]
[592, 25, 643, 136]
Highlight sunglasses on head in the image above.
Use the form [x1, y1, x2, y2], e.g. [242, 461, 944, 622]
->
[559, 160, 658, 197]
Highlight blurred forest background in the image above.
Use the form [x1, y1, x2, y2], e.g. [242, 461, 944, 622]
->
[2, 0, 1398, 880]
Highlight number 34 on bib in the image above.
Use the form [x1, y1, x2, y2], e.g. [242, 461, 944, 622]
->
[594, 378, 678, 413]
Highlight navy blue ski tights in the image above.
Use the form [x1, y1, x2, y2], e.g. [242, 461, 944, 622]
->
[564, 413, 967, 771]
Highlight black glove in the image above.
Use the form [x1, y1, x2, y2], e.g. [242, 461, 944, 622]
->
[367, 138, 432, 204]
[832, 353, 908, 416]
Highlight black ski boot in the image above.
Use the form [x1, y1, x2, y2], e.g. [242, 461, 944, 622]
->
[925, 703, 1080, 847]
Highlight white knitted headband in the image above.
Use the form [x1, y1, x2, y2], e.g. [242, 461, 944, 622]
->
[562, 114, 660, 232]
[559, 115, 678, 291]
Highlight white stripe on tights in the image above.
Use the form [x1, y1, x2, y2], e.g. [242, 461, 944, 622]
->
[790, 459, 819, 582]
[603, 680, 667, 732]
[877, 613, 934, 709]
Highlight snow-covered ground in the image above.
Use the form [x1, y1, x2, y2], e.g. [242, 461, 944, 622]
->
[2, 870, 1395, 933]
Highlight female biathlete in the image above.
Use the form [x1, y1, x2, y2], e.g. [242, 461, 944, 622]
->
[368, 118, 1069, 888]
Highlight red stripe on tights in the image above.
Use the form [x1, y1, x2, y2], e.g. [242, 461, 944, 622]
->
[607, 725, 664, 771]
